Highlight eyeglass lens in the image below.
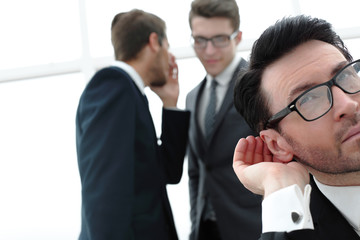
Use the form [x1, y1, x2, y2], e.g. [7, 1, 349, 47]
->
[193, 35, 230, 49]
[296, 61, 360, 121]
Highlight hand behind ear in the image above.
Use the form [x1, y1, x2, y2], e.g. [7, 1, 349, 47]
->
[233, 136, 288, 165]
[233, 136, 309, 197]
[260, 129, 295, 163]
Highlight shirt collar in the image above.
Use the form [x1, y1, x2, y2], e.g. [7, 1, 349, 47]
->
[314, 177, 360, 233]
[111, 60, 145, 95]
[206, 54, 242, 87]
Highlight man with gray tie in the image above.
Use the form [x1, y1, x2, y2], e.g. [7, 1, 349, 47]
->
[185, 0, 262, 239]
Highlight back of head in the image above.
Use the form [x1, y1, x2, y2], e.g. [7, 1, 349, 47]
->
[189, 0, 240, 31]
[233, 15, 352, 132]
[111, 9, 166, 61]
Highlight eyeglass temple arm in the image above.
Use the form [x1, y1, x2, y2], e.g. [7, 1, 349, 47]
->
[265, 107, 292, 129]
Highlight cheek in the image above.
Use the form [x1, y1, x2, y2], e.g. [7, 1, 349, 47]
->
[160, 53, 169, 71]
[285, 120, 333, 146]
[194, 51, 205, 63]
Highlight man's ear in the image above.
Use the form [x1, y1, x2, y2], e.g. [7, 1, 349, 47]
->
[235, 31, 242, 45]
[148, 32, 160, 52]
[260, 129, 293, 163]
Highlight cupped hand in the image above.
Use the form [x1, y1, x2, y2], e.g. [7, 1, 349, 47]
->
[233, 136, 309, 197]
[150, 52, 179, 108]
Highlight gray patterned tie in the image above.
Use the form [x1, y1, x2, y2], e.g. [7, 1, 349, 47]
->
[204, 79, 218, 138]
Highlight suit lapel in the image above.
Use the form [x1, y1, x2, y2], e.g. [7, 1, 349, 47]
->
[310, 177, 360, 239]
[208, 58, 248, 144]
[188, 80, 207, 158]
[112, 66, 157, 138]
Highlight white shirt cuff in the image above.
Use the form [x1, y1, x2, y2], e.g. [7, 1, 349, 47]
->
[262, 184, 314, 233]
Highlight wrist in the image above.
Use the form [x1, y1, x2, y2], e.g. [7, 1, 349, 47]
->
[162, 98, 178, 108]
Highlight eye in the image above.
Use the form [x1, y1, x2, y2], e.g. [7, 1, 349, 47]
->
[336, 66, 360, 92]
[298, 89, 323, 107]
[194, 37, 206, 44]
[298, 94, 314, 106]
[212, 35, 228, 43]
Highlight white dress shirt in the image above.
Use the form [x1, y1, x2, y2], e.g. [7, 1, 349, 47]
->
[262, 179, 360, 236]
[315, 178, 360, 235]
[111, 61, 182, 112]
[198, 54, 242, 135]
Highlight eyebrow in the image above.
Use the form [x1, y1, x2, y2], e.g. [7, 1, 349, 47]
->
[287, 61, 348, 102]
[193, 33, 232, 39]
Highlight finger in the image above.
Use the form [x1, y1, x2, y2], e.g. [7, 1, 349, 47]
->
[167, 52, 178, 80]
[168, 52, 175, 66]
[233, 141, 250, 181]
[172, 64, 178, 80]
[253, 136, 264, 164]
[233, 138, 248, 163]
[244, 136, 256, 164]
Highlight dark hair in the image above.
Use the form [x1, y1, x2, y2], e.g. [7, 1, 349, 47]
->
[111, 9, 166, 61]
[234, 15, 353, 133]
[189, 0, 240, 32]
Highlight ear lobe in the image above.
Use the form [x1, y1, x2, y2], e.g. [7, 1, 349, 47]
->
[260, 130, 293, 163]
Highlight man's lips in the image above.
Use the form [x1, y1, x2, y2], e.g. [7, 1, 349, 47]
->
[205, 59, 218, 64]
[342, 124, 360, 143]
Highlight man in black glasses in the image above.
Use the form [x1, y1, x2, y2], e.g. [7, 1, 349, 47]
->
[233, 15, 360, 240]
[186, 0, 262, 239]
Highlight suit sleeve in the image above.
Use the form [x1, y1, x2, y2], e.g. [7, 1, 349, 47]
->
[260, 230, 318, 240]
[76, 69, 136, 239]
[187, 143, 200, 240]
[159, 108, 190, 184]
[185, 93, 200, 239]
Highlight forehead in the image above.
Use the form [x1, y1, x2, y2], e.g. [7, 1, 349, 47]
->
[191, 16, 233, 36]
[261, 40, 347, 112]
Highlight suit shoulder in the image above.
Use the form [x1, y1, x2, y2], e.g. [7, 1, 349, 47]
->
[186, 80, 205, 98]
[86, 66, 133, 90]
[91, 66, 130, 82]
[185, 81, 204, 109]
[80, 66, 138, 105]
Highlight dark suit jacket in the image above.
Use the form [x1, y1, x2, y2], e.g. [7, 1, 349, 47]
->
[186, 59, 262, 240]
[76, 66, 190, 240]
[261, 176, 360, 240]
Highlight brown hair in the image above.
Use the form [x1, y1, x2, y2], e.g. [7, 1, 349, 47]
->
[189, 0, 240, 31]
[111, 9, 166, 61]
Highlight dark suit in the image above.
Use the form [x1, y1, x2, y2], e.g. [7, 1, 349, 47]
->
[186, 58, 262, 240]
[76, 66, 190, 240]
[261, 176, 360, 240]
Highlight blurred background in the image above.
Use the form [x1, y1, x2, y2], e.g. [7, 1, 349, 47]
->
[1, 0, 360, 239]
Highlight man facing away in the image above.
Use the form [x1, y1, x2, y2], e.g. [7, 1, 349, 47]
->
[186, 0, 262, 239]
[233, 15, 360, 240]
[76, 9, 190, 240]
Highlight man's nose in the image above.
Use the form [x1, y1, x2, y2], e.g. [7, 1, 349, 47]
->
[204, 40, 217, 54]
[332, 86, 360, 121]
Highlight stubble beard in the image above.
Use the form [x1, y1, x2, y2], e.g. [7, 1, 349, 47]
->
[149, 54, 167, 87]
[282, 115, 360, 175]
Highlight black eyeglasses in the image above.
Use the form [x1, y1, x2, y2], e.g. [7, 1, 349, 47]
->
[191, 31, 238, 49]
[265, 59, 360, 129]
